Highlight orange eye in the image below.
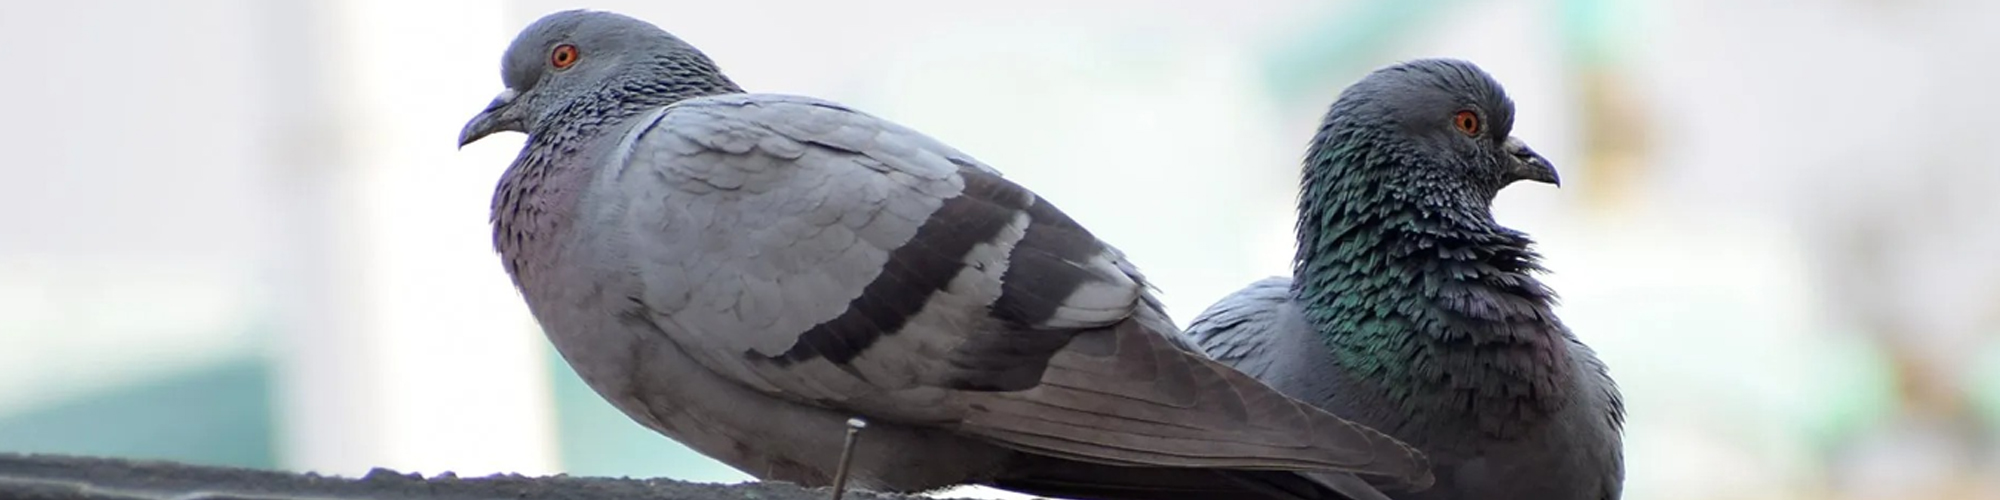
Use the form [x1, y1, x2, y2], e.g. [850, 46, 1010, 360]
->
[1453, 110, 1480, 136]
[550, 44, 579, 70]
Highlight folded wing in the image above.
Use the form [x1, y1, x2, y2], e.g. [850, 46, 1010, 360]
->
[602, 93, 1432, 490]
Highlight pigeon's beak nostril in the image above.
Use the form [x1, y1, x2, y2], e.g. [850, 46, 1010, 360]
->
[459, 89, 525, 148]
[482, 89, 520, 113]
[1516, 153, 1546, 169]
[1503, 141, 1559, 187]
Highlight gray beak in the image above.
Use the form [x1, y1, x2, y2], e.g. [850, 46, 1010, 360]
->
[1502, 136, 1560, 187]
[458, 89, 523, 148]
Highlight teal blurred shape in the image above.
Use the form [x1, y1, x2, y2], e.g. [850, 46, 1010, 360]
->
[1974, 336, 2000, 432]
[1261, 0, 1458, 104]
[0, 356, 276, 468]
[544, 346, 748, 483]
[1260, 0, 1639, 104]
[1558, 0, 1644, 66]
[1802, 329, 1901, 452]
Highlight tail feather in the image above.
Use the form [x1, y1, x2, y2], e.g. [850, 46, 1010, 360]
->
[960, 316, 1433, 488]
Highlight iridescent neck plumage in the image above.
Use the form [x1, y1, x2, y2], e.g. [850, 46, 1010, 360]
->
[532, 54, 745, 146]
[1289, 130, 1571, 433]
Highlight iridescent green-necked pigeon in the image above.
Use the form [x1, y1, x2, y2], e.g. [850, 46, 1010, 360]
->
[1182, 59, 1626, 500]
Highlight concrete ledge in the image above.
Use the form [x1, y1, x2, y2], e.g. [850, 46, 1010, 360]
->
[0, 453, 953, 500]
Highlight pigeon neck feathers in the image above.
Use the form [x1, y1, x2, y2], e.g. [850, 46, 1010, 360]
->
[535, 54, 745, 148]
[1290, 114, 1572, 432]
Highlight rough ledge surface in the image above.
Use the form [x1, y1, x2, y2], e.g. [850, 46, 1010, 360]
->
[0, 453, 969, 500]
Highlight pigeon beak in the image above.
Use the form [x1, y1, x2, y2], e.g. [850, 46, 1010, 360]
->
[1502, 136, 1560, 187]
[458, 88, 523, 149]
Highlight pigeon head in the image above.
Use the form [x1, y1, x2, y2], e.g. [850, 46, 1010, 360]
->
[459, 10, 741, 147]
[1291, 59, 1559, 318]
[1308, 59, 1557, 208]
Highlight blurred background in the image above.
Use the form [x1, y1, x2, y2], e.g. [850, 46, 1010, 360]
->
[2, 0, 1997, 499]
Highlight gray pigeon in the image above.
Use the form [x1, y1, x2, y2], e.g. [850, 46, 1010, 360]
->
[456, 10, 1434, 500]
[1181, 59, 1626, 500]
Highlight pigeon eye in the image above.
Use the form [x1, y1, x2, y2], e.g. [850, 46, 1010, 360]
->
[1453, 110, 1481, 136]
[550, 44, 580, 70]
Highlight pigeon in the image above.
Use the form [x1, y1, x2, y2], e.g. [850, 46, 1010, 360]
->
[456, 10, 1433, 500]
[1181, 59, 1626, 500]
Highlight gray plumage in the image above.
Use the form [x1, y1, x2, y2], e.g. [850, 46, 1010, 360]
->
[458, 10, 1433, 500]
[1182, 59, 1626, 500]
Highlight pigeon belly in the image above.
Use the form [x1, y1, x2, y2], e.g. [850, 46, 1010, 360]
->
[506, 230, 1017, 491]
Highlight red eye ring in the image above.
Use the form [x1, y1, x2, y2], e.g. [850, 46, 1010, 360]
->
[1452, 110, 1481, 136]
[550, 44, 580, 70]
[1456, 110, 1488, 137]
